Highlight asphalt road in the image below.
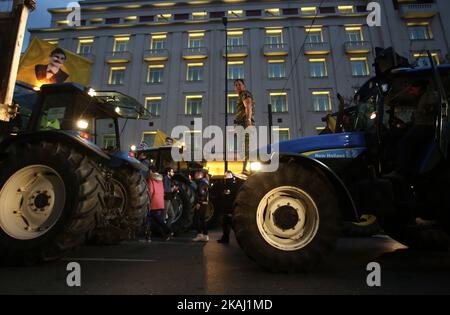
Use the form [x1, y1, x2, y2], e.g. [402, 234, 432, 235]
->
[0, 230, 449, 295]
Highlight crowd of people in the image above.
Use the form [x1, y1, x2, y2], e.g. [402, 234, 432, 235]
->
[142, 164, 212, 243]
[136, 79, 256, 244]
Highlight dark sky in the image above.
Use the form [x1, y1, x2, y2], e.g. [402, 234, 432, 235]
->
[25, 0, 84, 49]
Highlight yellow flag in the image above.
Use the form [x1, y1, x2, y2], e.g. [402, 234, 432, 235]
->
[17, 38, 92, 88]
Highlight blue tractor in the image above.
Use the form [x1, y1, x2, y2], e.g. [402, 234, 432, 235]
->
[233, 48, 450, 272]
[0, 82, 149, 264]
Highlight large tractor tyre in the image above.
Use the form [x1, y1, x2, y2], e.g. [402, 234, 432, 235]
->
[169, 180, 195, 235]
[342, 215, 382, 238]
[233, 162, 341, 273]
[0, 141, 100, 265]
[379, 215, 450, 251]
[89, 167, 148, 245]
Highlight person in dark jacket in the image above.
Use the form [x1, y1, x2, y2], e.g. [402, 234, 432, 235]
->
[163, 167, 177, 227]
[192, 170, 210, 242]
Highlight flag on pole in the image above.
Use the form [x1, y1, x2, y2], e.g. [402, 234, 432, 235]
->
[17, 37, 92, 88]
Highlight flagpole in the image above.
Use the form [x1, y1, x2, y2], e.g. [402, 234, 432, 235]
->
[223, 16, 228, 173]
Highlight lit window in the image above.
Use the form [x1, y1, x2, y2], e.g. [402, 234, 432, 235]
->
[109, 67, 126, 85]
[228, 61, 244, 79]
[113, 37, 129, 52]
[268, 60, 286, 79]
[312, 91, 332, 111]
[228, 10, 243, 17]
[228, 94, 238, 114]
[78, 38, 94, 55]
[345, 27, 363, 42]
[147, 65, 164, 83]
[45, 39, 59, 45]
[187, 63, 204, 81]
[270, 92, 288, 113]
[185, 96, 203, 115]
[408, 24, 431, 40]
[273, 128, 290, 142]
[155, 14, 172, 22]
[188, 32, 205, 48]
[301, 7, 317, 15]
[192, 12, 207, 20]
[414, 53, 440, 67]
[265, 29, 283, 46]
[227, 30, 244, 47]
[309, 59, 327, 78]
[350, 58, 369, 76]
[151, 34, 167, 50]
[265, 8, 280, 16]
[338, 6, 354, 14]
[145, 97, 162, 117]
[305, 28, 323, 43]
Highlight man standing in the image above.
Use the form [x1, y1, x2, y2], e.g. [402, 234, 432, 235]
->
[233, 79, 255, 172]
[163, 167, 177, 227]
[35, 48, 69, 84]
[192, 170, 210, 242]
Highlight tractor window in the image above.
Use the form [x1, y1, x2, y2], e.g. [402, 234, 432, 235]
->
[355, 98, 377, 131]
[11, 84, 38, 132]
[38, 93, 75, 130]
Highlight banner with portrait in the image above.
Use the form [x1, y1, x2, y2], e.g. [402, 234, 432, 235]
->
[17, 37, 92, 87]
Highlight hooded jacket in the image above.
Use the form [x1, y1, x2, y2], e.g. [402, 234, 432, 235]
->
[147, 172, 165, 211]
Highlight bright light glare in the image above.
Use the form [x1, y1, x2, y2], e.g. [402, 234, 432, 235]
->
[77, 119, 89, 129]
[250, 162, 262, 172]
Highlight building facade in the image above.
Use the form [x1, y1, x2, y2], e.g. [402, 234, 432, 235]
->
[29, 0, 450, 150]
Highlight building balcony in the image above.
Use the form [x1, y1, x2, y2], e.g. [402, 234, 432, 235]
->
[105, 51, 132, 63]
[143, 49, 169, 61]
[222, 45, 249, 58]
[182, 47, 208, 60]
[399, 3, 438, 19]
[263, 43, 289, 56]
[344, 41, 371, 54]
[303, 42, 331, 55]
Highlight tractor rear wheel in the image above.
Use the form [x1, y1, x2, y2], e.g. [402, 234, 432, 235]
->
[169, 180, 195, 235]
[0, 141, 100, 265]
[89, 167, 148, 245]
[233, 161, 341, 272]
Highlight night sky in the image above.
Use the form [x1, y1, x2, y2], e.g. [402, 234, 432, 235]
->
[25, 0, 85, 49]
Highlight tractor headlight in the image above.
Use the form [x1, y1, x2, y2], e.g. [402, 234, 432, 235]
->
[87, 88, 97, 97]
[370, 112, 377, 120]
[130, 144, 137, 152]
[77, 119, 89, 130]
[115, 106, 121, 114]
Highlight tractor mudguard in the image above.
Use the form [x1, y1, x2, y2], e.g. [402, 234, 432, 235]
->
[0, 130, 110, 161]
[276, 153, 360, 222]
[110, 151, 148, 172]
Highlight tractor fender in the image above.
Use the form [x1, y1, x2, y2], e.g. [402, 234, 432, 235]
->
[110, 151, 148, 172]
[276, 152, 359, 222]
[0, 130, 110, 161]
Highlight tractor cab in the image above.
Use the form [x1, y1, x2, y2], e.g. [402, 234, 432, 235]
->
[8, 82, 148, 154]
